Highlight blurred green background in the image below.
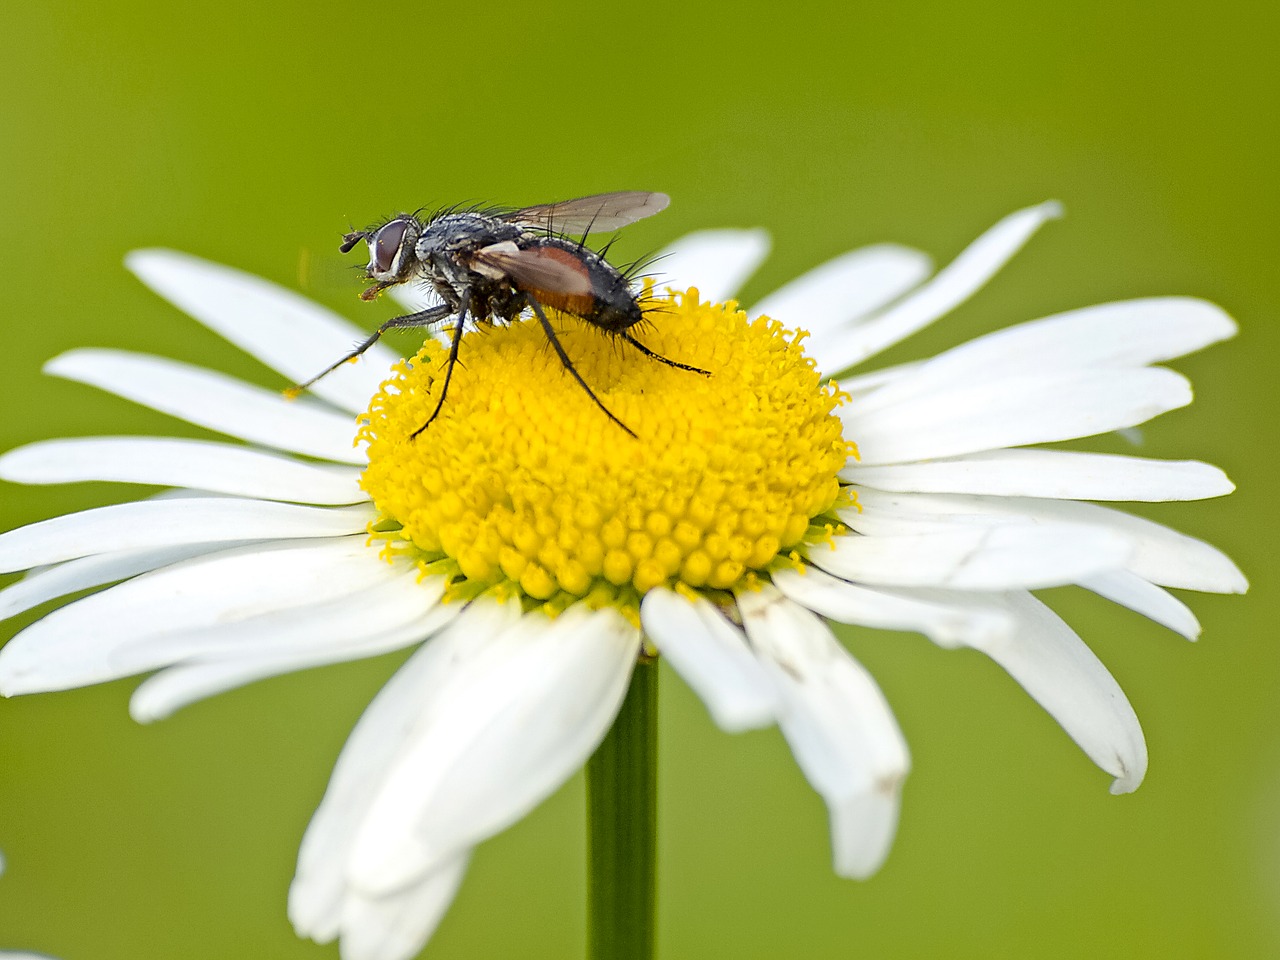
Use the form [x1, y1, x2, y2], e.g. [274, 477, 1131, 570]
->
[0, 0, 1275, 957]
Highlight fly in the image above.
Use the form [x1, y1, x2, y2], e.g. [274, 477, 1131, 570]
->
[292, 191, 708, 438]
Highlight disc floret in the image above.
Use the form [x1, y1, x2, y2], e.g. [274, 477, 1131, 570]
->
[358, 289, 850, 613]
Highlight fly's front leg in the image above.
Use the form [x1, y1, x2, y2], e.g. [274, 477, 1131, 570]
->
[410, 288, 470, 439]
[286, 304, 453, 397]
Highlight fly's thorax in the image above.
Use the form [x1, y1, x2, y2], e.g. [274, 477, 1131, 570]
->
[415, 213, 521, 258]
[415, 214, 522, 297]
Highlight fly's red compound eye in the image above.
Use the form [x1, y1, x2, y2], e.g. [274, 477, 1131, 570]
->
[372, 219, 410, 274]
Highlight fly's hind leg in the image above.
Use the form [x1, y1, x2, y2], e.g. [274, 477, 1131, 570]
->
[619, 332, 710, 376]
[524, 293, 637, 439]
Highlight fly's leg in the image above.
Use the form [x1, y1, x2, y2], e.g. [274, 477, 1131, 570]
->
[524, 293, 637, 439]
[410, 289, 470, 440]
[619, 332, 710, 376]
[286, 304, 453, 397]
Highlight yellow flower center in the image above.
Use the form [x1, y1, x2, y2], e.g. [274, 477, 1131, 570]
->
[357, 289, 849, 613]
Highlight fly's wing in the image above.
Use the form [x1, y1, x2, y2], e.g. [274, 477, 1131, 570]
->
[505, 191, 670, 234]
[470, 243, 594, 295]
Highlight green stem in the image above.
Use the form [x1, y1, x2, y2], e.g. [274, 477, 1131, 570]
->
[587, 658, 658, 960]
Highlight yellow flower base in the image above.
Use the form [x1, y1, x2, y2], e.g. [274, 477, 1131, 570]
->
[358, 289, 849, 611]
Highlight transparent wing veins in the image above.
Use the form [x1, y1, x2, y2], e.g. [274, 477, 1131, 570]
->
[505, 191, 670, 233]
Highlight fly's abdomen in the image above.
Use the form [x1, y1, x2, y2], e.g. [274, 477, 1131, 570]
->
[515, 243, 598, 318]
[576, 251, 640, 331]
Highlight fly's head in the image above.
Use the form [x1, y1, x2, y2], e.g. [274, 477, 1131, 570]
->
[341, 215, 422, 301]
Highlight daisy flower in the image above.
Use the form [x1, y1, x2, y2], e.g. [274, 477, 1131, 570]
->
[0, 202, 1245, 959]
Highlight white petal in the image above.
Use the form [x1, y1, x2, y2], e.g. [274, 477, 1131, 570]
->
[127, 249, 396, 413]
[850, 489, 1247, 594]
[771, 566, 1014, 649]
[967, 591, 1147, 794]
[129, 605, 462, 722]
[0, 536, 390, 693]
[46, 349, 365, 464]
[736, 585, 909, 879]
[0, 437, 365, 504]
[750, 244, 932, 345]
[113, 563, 447, 673]
[0, 498, 375, 573]
[843, 368, 1192, 465]
[1061, 504, 1246, 593]
[350, 605, 640, 894]
[815, 201, 1063, 372]
[838, 360, 922, 396]
[852, 297, 1237, 417]
[335, 858, 470, 960]
[640, 587, 777, 732]
[291, 598, 520, 937]
[844, 449, 1234, 502]
[839, 493, 1032, 536]
[808, 524, 1132, 591]
[1078, 570, 1201, 640]
[653, 229, 771, 302]
[0, 542, 236, 620]
[126, 572, 476, 724]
